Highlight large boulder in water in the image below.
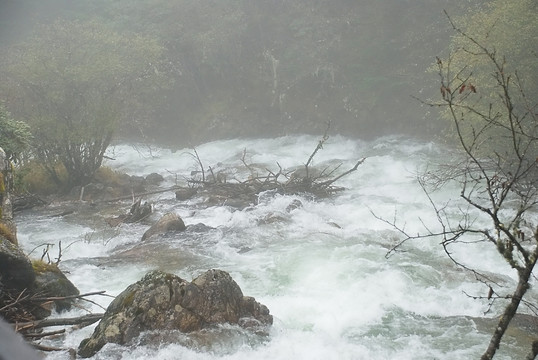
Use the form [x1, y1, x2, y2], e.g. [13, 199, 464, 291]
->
[78, 269, 272, 358]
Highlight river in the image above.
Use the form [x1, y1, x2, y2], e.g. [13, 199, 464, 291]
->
[15, 135, 535, 359]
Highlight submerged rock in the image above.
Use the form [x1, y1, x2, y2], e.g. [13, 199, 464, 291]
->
[185, 223, 214, 233]
[285, 199, 303, 213]
[472, 313, 538, 351]
[78, 269, 272, 358]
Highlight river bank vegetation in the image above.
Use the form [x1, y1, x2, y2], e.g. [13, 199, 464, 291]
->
[1, 0, 535, 191]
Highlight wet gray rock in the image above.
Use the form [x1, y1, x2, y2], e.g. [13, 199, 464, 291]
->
[142, 212, 186, 241]
[258, 212, 288, 225]
[145, 173, 164, 185]
[78, 269, 272, 358]
[129, 175, 146, 193]
[0, 237, 35, 290]
[186, 223, 214, 233]
[0, 239, 80, 320]
[286, 199, 303, 212]
[32, 263, 80, 312]
[175, 188, 198, 201]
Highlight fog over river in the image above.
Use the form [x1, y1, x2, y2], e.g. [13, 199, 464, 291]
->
[16, 135, 537, 359]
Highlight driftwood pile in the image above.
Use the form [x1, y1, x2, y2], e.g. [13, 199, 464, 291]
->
[107, 133, 365, 222]
[184, 133, 365, 204]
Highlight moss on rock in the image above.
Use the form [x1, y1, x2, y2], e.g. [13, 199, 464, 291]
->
[78, 269, 272, 358]
[0, 222, 16, 245]
[31, 260, 62, 275]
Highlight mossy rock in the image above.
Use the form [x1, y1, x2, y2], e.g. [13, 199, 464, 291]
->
[0, 222, 16, 245]
[78, 269, 272, 358]
[0, 172, 5, 193]
[16, 161, 68, 195]
[31, 261, 79, 313]
[32, 260, 62, 275]
[94, 166, 126, 187]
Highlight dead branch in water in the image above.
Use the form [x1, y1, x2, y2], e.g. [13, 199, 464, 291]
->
[97, 186, 181, 203]
[15, 313, 104, 332]
[181, 129, 366, 202]
[2, 289, 109, 334]
[305, 122, 330, 179]
[29, 290, 111, 304]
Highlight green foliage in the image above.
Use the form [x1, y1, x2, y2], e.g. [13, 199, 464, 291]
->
[67, 0, 473, 141]
[439, 0, 538, 159]
[14, 160, 68, 195]
[2, 19, 171, 188]
[0, 222, 16, 244]
[0, 105, 31, 163]
[0, 0, 479, 144]
[93, 166, 128, 187]
[450, 0, 537, 84]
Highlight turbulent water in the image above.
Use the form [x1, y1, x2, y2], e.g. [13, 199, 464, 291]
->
[16, 135, 537, 359]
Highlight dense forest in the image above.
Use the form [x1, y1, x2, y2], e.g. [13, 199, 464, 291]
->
[0, 0, 536, 188]
[1, 0, 480, 145]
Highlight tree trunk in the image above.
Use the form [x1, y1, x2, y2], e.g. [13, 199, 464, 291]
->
[526, 340, 538, 360]
[481, 266, 534, 360]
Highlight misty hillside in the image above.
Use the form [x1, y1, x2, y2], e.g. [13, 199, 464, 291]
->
[0, 0, 478, 144]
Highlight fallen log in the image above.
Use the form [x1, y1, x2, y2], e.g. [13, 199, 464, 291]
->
[32, 343, 77, 357]
[29, 290, 110, 303]
[24, 329, 66, 339]
[15, 313, 104, 332]
[96, 186, 181, 203]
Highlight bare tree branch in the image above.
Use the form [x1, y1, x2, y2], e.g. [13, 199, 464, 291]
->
[378, 11, 537, 360]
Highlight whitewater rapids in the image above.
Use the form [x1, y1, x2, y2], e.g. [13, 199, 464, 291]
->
[16, 135, 536, 359]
